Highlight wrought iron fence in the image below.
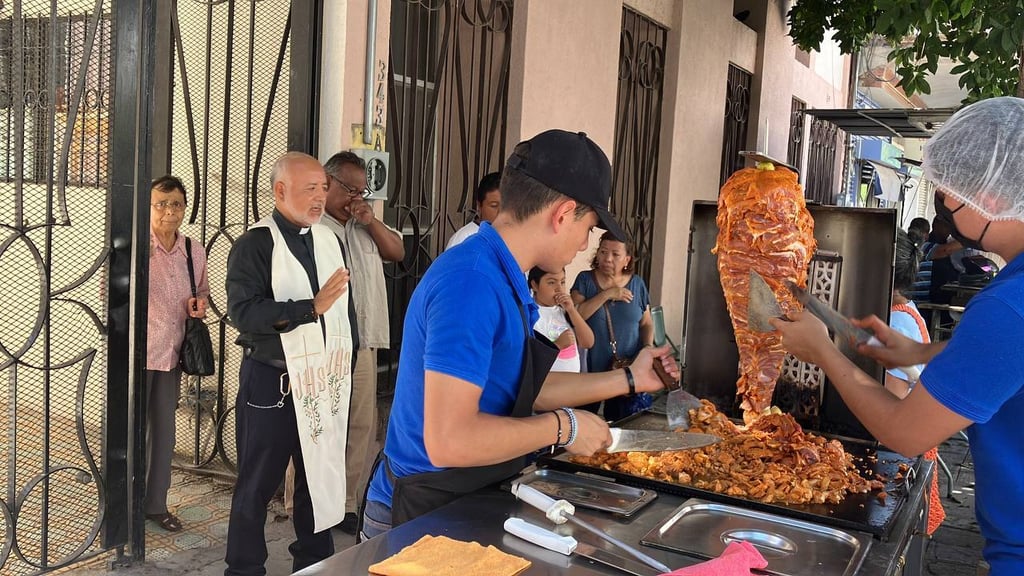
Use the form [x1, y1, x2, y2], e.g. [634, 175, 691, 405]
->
[720, 64, 751, 187]
[1, 1, 119, 573]
[805, 118, 841, 204]
[611, 7, 666, 285]
[167, 0, 296, 474]
[788, 97, 806, 174]
[381, 0, 513, 406]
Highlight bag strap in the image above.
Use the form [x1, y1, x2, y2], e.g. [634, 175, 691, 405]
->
[184, 236, 198, 299]
[603, 301, 618, 357]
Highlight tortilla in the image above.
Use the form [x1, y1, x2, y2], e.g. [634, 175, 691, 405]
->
[368, 534, 531, 576]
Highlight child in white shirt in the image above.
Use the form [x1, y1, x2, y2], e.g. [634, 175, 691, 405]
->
[528, 267, 594, 372]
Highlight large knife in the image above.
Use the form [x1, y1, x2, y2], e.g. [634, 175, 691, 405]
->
[503, 517, 663, 576]
[786, 281, 922, 383]
[608, 428, 720, 453]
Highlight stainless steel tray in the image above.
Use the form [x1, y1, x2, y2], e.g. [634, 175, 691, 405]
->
[642, 498, 872, 576]
[512, 469, 657, 517]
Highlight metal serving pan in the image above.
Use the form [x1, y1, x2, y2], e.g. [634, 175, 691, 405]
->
[512, 468, 657, 517]
[538, 411, 920, 540]
[642, 498, 872, 576]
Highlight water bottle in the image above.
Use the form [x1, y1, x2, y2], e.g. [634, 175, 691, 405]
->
[651, 305, 667, 347]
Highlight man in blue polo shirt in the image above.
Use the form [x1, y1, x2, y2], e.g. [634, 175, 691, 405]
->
[361, 130, 678, 538]
[772, 96, 1024, 575]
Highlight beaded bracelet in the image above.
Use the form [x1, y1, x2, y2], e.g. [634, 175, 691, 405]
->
[561, 407, 578, 448]
[624, 366, 636, 396]
[549, 411, 563, 454]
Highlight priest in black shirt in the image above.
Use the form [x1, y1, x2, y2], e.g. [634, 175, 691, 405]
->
[224, 151, 358, 576]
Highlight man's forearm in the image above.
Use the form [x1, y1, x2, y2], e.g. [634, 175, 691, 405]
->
[367, 219, 405, 261]
[816, 348, 922, 455]
[425, 410, 560, 467]
[535, 370, 630, 412]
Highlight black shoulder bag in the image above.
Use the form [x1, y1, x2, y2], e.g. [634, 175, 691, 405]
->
[179, 237, 215, 376]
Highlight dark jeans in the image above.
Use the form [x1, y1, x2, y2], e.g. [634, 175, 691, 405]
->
[224, 358, 333, 576]
[359, 499, 393, 541]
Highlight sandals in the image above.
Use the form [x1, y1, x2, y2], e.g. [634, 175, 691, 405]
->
[146, 512, 183, 532]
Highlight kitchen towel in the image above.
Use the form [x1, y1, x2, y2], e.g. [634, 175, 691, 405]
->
[659, 541, 767, 576]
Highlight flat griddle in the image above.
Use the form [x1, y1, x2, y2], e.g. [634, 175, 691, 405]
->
[537, 411, 921, 541]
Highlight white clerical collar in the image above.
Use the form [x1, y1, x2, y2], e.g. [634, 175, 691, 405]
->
[299, 226, 311, 235]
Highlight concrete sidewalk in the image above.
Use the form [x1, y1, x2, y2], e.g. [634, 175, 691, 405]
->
[71, 435, 984, 576]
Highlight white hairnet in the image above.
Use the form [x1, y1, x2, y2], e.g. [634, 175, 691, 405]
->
[923, 96, 1024, 221]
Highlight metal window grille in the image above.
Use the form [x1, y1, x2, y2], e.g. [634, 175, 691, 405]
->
[788, 97, 806, 174]
[720, 64, 751, 187]
[612, 7, 667, 284]
[805, 118, 841, 204]
[381, 0, 513, 418]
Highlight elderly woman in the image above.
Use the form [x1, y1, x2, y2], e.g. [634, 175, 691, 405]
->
[571, 231, 653, 421]
[146, 175, 209, 532]
[771, 97, 1024, 575]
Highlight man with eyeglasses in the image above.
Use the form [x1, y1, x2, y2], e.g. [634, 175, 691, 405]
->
[317, 151, 404, 534]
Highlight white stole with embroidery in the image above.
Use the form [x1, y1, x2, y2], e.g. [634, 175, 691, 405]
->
[253, 216, 353, 533]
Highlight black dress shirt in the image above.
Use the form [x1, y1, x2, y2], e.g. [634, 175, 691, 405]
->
[226, 210, 359, 365]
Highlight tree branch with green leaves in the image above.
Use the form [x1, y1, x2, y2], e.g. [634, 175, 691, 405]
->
[788, 0, 1024, 102]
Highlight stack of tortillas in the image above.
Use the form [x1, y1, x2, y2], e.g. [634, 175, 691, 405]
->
[368, 534, 531, 576]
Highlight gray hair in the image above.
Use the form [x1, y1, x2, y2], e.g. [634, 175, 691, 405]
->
[269, 151, 318, 189]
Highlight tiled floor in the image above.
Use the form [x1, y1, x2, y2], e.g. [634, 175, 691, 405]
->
[143, 471, 235, 562]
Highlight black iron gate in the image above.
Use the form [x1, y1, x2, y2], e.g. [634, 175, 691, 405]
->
[720, 63, 752, 187]
[381, 0, 513, 404]
[1, 0, 137, 572]
[805, 118, 841, 204]
[2, 0, 317, 571]
[165, 0, 317, 476]
[788, 97, 806, 174]
[611, 6, 666, 284]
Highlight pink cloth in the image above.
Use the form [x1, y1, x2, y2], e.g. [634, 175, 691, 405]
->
[660, 541, 768, 576]
[147, 231, 209, 371]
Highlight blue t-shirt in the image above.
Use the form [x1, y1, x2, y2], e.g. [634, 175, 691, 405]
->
[921, 252, 1024, 573]
[367, 223, 539, 507]
[571, 270, 650, 372]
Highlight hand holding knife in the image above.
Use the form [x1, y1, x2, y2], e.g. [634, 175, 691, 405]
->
[786, 282, 922, 383]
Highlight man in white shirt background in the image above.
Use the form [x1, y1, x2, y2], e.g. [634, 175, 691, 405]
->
[321, 151, 405, 533]
[446, 171, 501, 250]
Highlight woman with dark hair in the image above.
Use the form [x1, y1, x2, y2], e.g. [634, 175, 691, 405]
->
[571, 231, 653, 420]
[146, 175, 209, 532]
[886, 228, 945, 535]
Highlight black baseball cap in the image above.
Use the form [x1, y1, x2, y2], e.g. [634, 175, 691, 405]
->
[506, 129, 626, 241]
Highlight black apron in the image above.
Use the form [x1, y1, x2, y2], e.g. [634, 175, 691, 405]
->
[378, 304, 559, 528]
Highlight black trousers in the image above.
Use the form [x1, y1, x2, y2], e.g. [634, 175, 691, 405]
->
[224, 358, 333, 576]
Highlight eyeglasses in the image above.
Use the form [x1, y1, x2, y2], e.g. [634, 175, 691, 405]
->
[330, 174, 372, 199]
[152, 200, 186, 212]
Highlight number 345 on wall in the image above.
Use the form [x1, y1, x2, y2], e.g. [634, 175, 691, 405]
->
[374, 59, 386, 129]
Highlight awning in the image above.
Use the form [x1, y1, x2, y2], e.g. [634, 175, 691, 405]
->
[803, 107, 958, 138]
[865, 160, 904, 202]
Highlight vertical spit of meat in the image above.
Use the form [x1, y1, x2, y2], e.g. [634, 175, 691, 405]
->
[713, 164, 816, 423]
